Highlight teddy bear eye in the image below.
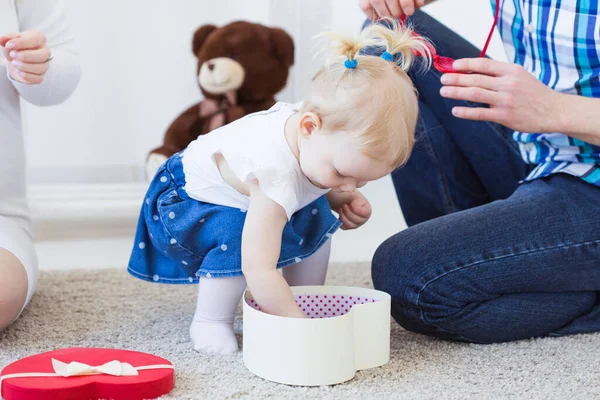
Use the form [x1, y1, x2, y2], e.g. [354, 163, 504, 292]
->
[231, 54, 239, 60]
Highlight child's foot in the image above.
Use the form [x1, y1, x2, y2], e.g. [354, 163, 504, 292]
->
[189, 320, 239, 354]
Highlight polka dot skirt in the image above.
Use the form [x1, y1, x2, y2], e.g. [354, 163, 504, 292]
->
[248, 294, 379, 318]
[128, 152, 342, 283]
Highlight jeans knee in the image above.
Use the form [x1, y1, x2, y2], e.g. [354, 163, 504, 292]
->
[372, 237, 485, 342]
[372, 234, 431, 326]
[372, 226, 434, 290]
[372, 234, 408, 293]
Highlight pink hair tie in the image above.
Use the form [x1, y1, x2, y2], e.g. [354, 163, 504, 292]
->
[399, 0, 500, 74]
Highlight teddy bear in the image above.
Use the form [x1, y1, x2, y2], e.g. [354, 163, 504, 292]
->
[145, 21, 294, 180]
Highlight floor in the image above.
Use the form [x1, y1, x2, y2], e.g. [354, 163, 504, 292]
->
[4, 262, 599, 399]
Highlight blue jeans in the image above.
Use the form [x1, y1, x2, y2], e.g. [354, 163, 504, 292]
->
[370, 11, 600, 343]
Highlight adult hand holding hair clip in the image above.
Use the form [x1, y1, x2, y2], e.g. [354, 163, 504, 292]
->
[362, 0, 500, 74]
[396, 0, 500, 74]
[360, 0, 429, 20]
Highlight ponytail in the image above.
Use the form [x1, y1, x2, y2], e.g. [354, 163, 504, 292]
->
[315, 17, 433, 72]
[365, 18, 433, 71]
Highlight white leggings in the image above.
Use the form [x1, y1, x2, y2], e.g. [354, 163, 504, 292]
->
[0, 216, 38, 318]
[193, 239, 332, 324]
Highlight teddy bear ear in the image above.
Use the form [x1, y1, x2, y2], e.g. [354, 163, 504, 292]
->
[192, 25, 218, 56]
[270, 28, 294, 67]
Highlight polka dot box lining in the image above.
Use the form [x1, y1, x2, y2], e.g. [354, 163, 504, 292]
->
[247, 294, 378, 318]
[243, 285, 391, 386]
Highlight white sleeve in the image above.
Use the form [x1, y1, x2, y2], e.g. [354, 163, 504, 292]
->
[251, 166, 299, 221]
[221, 150, 299, 220]
[8, 0, 81, 106]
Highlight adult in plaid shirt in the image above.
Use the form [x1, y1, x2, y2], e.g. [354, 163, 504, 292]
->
[362, 0, 600, 343]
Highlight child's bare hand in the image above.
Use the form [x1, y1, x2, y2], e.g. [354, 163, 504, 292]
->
[339, 191, 371, 230]
[0, 31, 51, 84]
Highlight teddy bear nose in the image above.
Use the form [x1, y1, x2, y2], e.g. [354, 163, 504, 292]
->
[207, 62, 215, 71]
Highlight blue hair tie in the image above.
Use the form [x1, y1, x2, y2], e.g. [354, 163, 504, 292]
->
[344, 59, 358, 69]
[381, 51, 394, 62]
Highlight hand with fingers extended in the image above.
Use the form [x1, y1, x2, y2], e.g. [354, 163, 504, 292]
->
[439, 58, 562, 134]
[359, 0, 427, 19]
[0, 31, 51, 85]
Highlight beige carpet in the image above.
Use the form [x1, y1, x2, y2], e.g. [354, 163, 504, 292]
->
[1, 263, 599, 400]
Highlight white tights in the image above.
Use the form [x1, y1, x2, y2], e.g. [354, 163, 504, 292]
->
[189, 240, 331, 354]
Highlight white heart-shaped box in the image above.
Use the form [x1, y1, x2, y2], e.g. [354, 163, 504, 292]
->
[243, 286, 391, 386]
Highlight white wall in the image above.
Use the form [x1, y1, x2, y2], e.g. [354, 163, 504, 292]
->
[24, 0, 505, 185]
[24, 0, 272, 183]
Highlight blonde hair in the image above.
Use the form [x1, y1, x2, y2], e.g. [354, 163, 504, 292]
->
[302, 19, 433, 169]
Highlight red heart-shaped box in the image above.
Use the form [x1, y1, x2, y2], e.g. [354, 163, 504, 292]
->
[0, 348, 175, 400]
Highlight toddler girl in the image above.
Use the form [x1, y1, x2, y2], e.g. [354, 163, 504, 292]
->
[129, 20, 431, 354]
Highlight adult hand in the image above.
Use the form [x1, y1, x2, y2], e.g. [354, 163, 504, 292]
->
[338, 191, 372, 230]
[440, 58, 562, 133]
[359, 0, 426, 19]
[0, 31, 51, 85]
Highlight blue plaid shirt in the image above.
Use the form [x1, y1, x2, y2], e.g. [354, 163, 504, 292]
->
[492, 0, 600, 186]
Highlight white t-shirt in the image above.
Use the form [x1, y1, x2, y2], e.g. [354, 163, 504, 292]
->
[181, 102, 330, 220]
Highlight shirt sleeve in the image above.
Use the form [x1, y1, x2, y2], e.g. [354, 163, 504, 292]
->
[8, 0, 81, 106]
[221, 150, 300, 220]
[251, 166, 299, 221]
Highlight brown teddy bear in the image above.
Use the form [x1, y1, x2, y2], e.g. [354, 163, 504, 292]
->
[145, 21, 294, 180]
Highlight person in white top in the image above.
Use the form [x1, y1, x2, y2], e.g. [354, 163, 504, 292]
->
[0, 0, 81, 330]
[129, 20, 431, 354]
